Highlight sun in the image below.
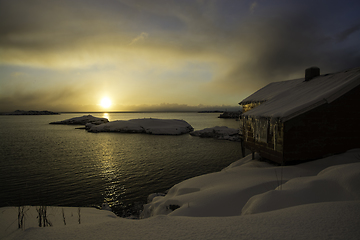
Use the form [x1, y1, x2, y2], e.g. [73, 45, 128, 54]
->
[100, 97, 112, 109]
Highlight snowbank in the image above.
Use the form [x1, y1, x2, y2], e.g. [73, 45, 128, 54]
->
[142, 149, 360, 218]
[190, 126, 240, 141]
[2, 149, 360, 240]
[49, 115, 108, 125]
[86, 118, 194, 135]
[0, 206, 117, 240]
[3, 203, 360, 240]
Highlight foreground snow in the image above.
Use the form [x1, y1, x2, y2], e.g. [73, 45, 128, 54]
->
[86, 118, 194, 135]
[49, 115, 109, 125]
[2, 149, 360, 240]
[142, 149, 360, 217]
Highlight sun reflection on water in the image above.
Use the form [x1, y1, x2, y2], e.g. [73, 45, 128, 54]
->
[98, 142, 121, 207]
[102, 113, 110, 121]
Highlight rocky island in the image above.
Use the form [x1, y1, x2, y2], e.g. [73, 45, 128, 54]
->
[49, 115, 109, 125]
[190, 126, 240, 141]
[1, 110, 60, 115]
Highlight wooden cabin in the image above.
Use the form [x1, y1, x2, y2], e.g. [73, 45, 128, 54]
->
[238, 66, 360, 164]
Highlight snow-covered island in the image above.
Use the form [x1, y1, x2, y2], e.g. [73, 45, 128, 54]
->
[49, 115, 109, 125]
[86, 118, 194, 135]
[190, 126, 240, 141]
[49, 116, 193, 135]
[2, 149, 360, 240]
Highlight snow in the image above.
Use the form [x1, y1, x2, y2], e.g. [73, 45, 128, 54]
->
[190, 126, 240, 141]
[141, 149, 360, 218]
[49, 115, 109, 125]
[242, 161, 360, 215]
[2, 149, 360, 240]
[240, 66, 360, 121]
[239, 78, 304, 104]
[86, 118, 194, 135]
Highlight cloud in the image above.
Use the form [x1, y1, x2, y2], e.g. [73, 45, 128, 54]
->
[11, 72, 26, 77]
[0, 0, 218, 69]
[249, 1, 257, 14]
[129, 32, 149, 45]
[0, 84, 98, 112]
[1, 0, 360, 111]
[205, 1, 360, 96]
[336, 24, 360, 43]
[113, 103, 240, 112]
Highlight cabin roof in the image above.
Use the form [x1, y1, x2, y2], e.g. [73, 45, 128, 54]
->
[240, 66, 360, 122]
[239, 78, 304, 105]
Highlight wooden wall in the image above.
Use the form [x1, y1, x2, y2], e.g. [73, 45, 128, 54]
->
[242, 117, 284, 163]
[283, 84, 360, 162]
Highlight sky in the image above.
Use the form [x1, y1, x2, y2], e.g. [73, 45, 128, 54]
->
[0, 0, 360, 112]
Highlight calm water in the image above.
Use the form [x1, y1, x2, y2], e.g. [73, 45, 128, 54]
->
[0, 112, 243, 217]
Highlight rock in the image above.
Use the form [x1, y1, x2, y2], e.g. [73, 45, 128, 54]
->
[190, 126, 240, 141]
[218, 111, 242, 119]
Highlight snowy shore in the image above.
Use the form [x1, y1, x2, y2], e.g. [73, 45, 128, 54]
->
[1, 149, 360, 239]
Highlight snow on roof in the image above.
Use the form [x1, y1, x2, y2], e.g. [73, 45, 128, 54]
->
[240, 66, 360, 121]
[239, 78, 304, 105]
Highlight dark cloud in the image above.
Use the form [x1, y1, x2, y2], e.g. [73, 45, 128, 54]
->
[207, 1, 360, 94]
[336, 24, 360, 43]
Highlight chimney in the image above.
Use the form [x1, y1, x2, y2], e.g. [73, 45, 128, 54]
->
[305, 67, 320, 81]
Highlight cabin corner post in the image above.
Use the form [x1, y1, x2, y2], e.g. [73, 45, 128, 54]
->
[240, 138, 246, 158]
[281, 121, 286, 165]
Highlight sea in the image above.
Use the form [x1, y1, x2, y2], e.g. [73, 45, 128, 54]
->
[0, 112, 244, 217]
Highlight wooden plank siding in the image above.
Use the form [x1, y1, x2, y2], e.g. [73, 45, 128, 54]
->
[283, 84, 360, 163]
[242, 117, 285, 163]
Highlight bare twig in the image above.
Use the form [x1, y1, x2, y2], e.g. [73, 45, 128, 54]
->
[17, 206, 26, 229]
[78, 207, 81, 224]
[36, 206, 52, 227]
[62, 208, 66, 225]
